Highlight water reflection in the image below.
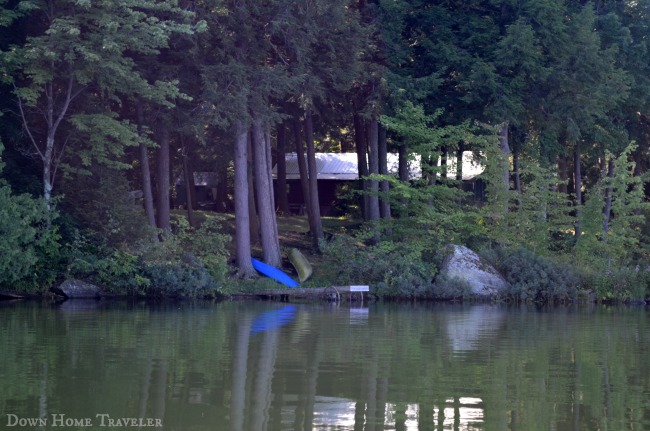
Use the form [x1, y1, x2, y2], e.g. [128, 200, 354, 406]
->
[445, 305, 505, 352]
[1, 302, 649, 431]
[250, 305, 297, 334]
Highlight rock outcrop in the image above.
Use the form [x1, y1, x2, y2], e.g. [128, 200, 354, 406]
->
[56, 279, 103, 299]
[439, 245, 508, 297]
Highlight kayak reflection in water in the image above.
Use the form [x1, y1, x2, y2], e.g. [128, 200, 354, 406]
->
[250, 305, 297, 334]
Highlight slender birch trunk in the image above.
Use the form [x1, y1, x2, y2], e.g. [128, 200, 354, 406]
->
[574, 146, 583, 238]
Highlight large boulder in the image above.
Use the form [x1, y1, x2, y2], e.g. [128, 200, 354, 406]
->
[439, 245, 507, 297]
[56, 279, 103, 299]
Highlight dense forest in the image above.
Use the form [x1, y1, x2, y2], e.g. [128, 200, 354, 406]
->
[1, 0, 649, 301]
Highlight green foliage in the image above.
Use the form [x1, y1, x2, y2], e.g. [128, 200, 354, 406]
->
[66, 230, 149, 294]
[322, 233, 435, 299]
[381, 177, 482, 251]
[60, 167, 154, 247]
[133, 216, 230, 297]
[66, 113, 141, 173]
[483, 247, 582, 303]
[178, 215, 231, 285]
[141, 259, 219, 298]
[0, 143, 60, 291]
[0, 0, 36, 28]
[377, 102, 488, 251]
[66, 215, 230, 298]
[432, 274, 474, 299]
[586, 266, 650, 302]
[481, 139, 573, 254]
[576, 143, 649, 265]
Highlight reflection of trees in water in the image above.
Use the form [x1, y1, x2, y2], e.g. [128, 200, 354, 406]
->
[2, 303, 650, 430]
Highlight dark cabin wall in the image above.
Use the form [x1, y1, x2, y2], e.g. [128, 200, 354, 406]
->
[274, 179, 342, 216]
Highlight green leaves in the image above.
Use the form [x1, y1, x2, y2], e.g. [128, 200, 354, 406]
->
[576, 143, 649, 265]
[0, 143, 59, 290]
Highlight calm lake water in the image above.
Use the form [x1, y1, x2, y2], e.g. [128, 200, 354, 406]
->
[1, 300, 650, 431]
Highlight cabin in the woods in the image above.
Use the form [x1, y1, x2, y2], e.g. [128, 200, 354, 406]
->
[272, 152, 485, 216]
[175, 172, 220, 209]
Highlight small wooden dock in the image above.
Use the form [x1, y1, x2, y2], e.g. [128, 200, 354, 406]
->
[229, 285, 369, 302]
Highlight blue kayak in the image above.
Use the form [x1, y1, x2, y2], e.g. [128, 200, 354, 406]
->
[251, 258, 299, 288]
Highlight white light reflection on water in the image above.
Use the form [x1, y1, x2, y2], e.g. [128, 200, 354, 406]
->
[384, 403, 419, 430]
[311, 397, 357, 428]
[433, 397, 484, 431]
[296, 396, 484, 430]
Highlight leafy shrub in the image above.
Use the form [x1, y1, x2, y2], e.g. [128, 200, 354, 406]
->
[432, 274, 474, 299]
[184, 216, 230, 284]
[132, 216, 229, 297]
[0, 180, 61, 292]
[322, 233, 436, 298]
[141, 259, 219, 298]
[586, 265, 650, 302]
[66, 230, 149, 294]
[483, 247, 582, 303]
[66, 214, 230, 298]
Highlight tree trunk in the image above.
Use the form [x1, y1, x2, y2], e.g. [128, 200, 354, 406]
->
[512, 144, 522, 195]
[558, 154, 568, 195]
[276, 123, 290, 214]
[252, 115, 281, 267]
[354, 113, 369, 220]
[293, 118, 311, 216]
[156, 122, 171, 232]
[456, 145, 464, 183]
[180, 134, 195, 228]
[398, 143, 409, 182]
[378, 123, 391, 220]
[398, 143, 409, 213]
[367, 118, 380, 222]
[247, 131, 259, 245]
[497, 122, 511, 213]
[215, 163, 228, 212]
[440, 146, 448, 179]
[234, 121, 255, 278]
[265, 129, 281, 251]
[137, 100, 157, 230]
[43, 135, 54, 216]
[574, 146, 583, 238]
[603, 157, 614, 235]
[304, 108, 324, 246]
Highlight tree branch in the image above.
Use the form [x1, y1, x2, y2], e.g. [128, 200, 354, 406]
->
[13, 83, 45, 161]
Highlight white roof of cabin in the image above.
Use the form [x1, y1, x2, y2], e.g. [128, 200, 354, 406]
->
[272, 152, 484, 181]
